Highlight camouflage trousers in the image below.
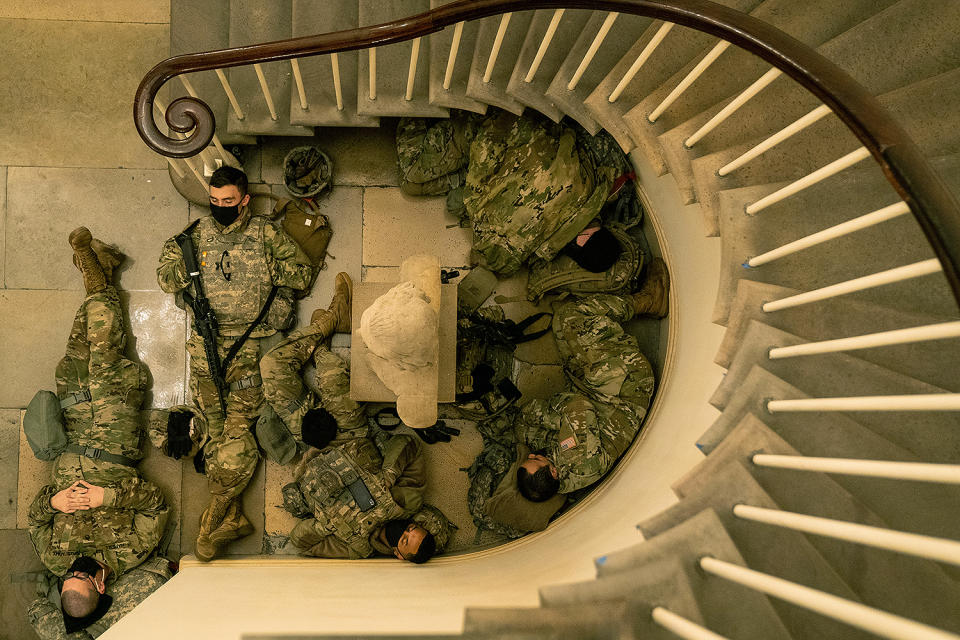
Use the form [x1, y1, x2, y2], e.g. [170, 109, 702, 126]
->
[396, 114, 477, 196]
[54, 287, 145, 488]
[260, 323, 367, 440]
[186, 333, 265, 502]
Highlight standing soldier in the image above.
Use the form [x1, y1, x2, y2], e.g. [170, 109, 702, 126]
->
[156, 166, 313, 561]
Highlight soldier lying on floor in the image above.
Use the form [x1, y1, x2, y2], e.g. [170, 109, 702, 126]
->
[23, 227, 170, 636]
[258, 273, 453, 562]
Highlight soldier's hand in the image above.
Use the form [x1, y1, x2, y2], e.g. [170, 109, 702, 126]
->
[74, 482, 106, 509]
[50, 481, 91, 513]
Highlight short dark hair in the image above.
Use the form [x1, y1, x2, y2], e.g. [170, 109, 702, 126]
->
[209, 166, 248, 196]
[408, 530, 437, 564]
[517, 465, 560, 502]
[61, 588, 98, 618]
[301, 407, 338, 449]
[567, 226, 622, 273]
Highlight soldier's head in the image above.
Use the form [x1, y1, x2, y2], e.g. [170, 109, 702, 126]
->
[301, 407, 339, 450]
[208, 166, 250, 226]
[382, 519, 437, 564]
[565, 222, 622, 273]
[60, 556, 107, 618]
[517, 453, 561, 502]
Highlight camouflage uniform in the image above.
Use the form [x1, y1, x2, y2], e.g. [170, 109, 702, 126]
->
[514, 293, 655, 493]
[464, 110, 616, 275]
[396, 110, 484, 196]
[27, 556, 171, 639]
[156, 206, 313, 525]
[53, 286, 146, 489]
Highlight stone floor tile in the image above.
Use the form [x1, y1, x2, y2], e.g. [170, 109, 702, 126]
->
[0, 529, 46, 640]
[261, 125, 401, 188]
[264, 459, 298, 537]
[362, 188, 473, 267]
[0, 19, 168, 169]
[138, 442, 183, 560]
[18, 412, 55, 529]
[0, 166, 6, 288]
[0, 1, 170, 23]
[515, 363, 567, 402]
[6, 167, 188, 291]
[122, 291, 188, 409]
[0, 289, 84, 408]
[0, 410, 21, 528]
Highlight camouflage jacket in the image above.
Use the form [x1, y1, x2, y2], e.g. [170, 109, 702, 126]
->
[464, 111, 615, 275]
[289, 434, 426, 559]
[27, 556, 171, 640]
[28, 477, 169, 577]
[156, 207, 313, 336]
[396, 110, 484, 196]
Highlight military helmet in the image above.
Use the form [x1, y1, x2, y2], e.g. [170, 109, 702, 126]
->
[283, 146, 333, 198]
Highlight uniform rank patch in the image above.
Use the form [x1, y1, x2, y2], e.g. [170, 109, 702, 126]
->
[560, 435, 578, 451]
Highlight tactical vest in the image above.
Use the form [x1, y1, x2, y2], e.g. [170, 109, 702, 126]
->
[194, 215, 275, 333]
[525, 224, 644, 301]
[298, 439, 408, 558]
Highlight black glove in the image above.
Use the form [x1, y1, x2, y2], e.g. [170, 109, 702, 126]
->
[165, 410, 194, 460]
[193, 448, 206, 475]
[414, 421, 457, 445]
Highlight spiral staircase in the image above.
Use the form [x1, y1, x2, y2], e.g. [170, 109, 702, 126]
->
[115, 0, 960, 637]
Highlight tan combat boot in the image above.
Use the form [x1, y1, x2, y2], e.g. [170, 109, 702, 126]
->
[68, 227, 107, 294]
[631, 258, 670, 318]
[195, 500, 253, 562]
[310, 272, 353, 336]
[90, 238, 125, 284]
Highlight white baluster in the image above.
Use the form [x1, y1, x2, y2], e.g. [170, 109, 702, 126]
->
[767, 394, 960, 412]
[685, 67, 782, 147]
[405, 37, 421, 101]
[751, 454, 960, 484]
[768, 321, 960, 359]
[484, 13, 512, 83]
[443, 22, 465, 90]
[253, 64, 278, 121]
[215, 68, 245, 120]
[720, 104, 833, 176]
[568, 12, 618, 91]
[290, 59, 308, 111]
[369, 49, 377, 100]
[648, 40, 730, 122]
[608, 22, 674, 103]
[651, 608, 729, 640]
[331, 53, 344, 111]
[525, 9, 565, 83]
[745, 147, 871, 214]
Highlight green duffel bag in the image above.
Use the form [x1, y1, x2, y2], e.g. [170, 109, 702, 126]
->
[24, 390, 68, 461]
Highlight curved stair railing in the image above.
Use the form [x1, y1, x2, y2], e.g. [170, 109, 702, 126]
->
[133, 1, 960, 638]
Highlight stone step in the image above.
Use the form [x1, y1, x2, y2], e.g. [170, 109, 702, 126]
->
[582, 0, 764, 152]
[712, 154, 960, 321]
[597, 509, 792, 640]
[655, 0, 960, 216]
[642, 460, 871, 640]
[288, 0, 380, 127]
[545, 11, 654, 135]
[505, 9, 594, 122]
[462, 600, 635, 639]
[357, 0, 449, 117]
[696, 365, 960, 543]
[465, 12, 531, 114]
[717, 279, 960, 391]
[227, 0, 314, 137]
[675, 413, 960, 628]
[539, 557, 706, 640]
[428, 0, 488, 113]
[169, 0, 256, 145]
[623, 0, 898, 180]
[711, 321, 959, 462]
[690, 66, 960, 234]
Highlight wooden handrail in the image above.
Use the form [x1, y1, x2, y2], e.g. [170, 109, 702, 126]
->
[133, 0, 960, 308]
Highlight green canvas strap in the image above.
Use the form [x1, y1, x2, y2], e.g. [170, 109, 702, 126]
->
[59, 389, 92, 409]
[64, 443, 138, 467]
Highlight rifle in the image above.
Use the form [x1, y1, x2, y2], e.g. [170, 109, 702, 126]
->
[176, 224, 229, 416]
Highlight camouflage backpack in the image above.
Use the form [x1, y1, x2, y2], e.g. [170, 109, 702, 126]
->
[525, 224, 645, 302]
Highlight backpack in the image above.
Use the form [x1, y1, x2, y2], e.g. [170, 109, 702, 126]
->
[465, 435, 528, 541]
[23, 390, 67, 461]
[273, 197, 333, 298]
[525, 224, 645, 302]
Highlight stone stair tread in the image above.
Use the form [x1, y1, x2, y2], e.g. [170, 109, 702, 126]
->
[462, 600, 635, 639]
[597, 509, 792, 640]
[641, 460, 871, 640]
[227, 0, 314, 137]
[694, 366, 960, 542]
[712, 320, 959, 461]
[504, 9, 594, 122]
[582, 0, 764, 152]
[428, 0, 488, 113]
[628, 0, 899, 189]
[466, 13, 532, 115]
[169, 0, 256, 145]
[539, 557, 706, 640]
[717, 279, 960, 391]
[357, 0, 449, 117]
[711, 154, 960, 321]
[289, 0, 380, 127]
[545, 11, 654, 136]
[675, 414, 960, 627]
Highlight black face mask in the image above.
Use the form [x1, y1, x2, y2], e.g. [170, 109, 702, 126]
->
[383, 519, 411, 547]
[67, 555, 101, 577]
[210, 203, 240, 227]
